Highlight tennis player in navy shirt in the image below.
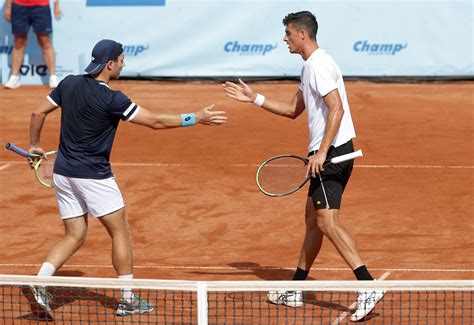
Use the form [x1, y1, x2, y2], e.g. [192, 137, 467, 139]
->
[27, 39, 227, 316]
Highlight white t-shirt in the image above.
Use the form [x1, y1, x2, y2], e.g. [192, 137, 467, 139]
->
[299, 48, 356, 152]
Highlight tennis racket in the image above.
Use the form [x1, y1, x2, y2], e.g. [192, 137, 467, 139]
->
[5, 143, 57, 188]
[256, 149, 363, 197]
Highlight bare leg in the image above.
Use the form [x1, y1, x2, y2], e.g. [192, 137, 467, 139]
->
[296, 197, 324, 270]
[36, 33, 56, 75]
[98, 208, 133, 276]
[44, 215, 88, 269]
[316, 208, 364, 269]
[10, 34, 28, 75]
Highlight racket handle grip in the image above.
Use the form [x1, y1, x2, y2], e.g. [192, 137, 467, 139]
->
[5, 143, 29, 158]
[330, 149, 363, 164]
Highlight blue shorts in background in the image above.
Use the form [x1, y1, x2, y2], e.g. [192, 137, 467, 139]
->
[11, 3, 52, 35]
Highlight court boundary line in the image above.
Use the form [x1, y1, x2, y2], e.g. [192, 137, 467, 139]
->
[0, 263, 471, 272]
[0, 164, 10, 171]
[0, 160, 472, 169]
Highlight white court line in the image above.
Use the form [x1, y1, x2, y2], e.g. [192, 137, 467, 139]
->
[357, 164, 474, 169]
[0, 263, 471, 272]
[331, 271, 391, 325]
[0, 161, 472, 169]
[0, 164, 11, 171]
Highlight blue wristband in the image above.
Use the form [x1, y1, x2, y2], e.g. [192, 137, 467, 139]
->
[181, 113, 196, 127]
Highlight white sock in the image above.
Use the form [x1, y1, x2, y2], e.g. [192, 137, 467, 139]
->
[37, 262, 56, 277]
[118, 274, 134, 302]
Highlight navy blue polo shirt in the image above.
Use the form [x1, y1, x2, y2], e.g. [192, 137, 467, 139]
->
[47, 74, 140, 179]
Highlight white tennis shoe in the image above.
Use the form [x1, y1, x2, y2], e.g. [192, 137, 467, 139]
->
[30, 285, 53, 313]
[49, 75, 58, 88]
[350, 289, 385, 321]
[267, 290, 303, 307]
[4, 75, 21, 89]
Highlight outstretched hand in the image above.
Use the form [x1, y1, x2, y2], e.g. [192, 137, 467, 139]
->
[196, 104, 227, 126]
[222, 79, 255, 103]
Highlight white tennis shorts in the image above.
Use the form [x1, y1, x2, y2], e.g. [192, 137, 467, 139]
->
[53, 174, 125, 219]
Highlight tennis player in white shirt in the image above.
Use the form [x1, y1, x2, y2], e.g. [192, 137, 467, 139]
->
[223, 10, 384, 322]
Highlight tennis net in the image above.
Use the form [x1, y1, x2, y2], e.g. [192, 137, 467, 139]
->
[0, 275, 472, 324]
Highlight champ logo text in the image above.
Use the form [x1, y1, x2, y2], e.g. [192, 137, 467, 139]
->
[353, 40, 407, 55]
[224, 41, 277, 56]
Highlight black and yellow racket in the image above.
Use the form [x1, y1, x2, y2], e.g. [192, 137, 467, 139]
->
[256, 150, 363, 197]
[6, 143, 57, 188]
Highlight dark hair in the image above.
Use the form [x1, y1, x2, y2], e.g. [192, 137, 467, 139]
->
[282, 11, 318, 39]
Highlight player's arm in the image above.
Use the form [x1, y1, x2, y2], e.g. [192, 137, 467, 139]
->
[222, 79, 305, 119]
[129, 104, 227, 129]
[53, 0, 63, 20]
[307, 89, 344, 176]
[29, 98, 59, 155]
[4, 0, 12, 21]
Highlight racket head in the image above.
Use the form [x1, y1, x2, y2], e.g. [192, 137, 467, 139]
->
[256, 154, 310, 197]
[33, 150, 57, 188]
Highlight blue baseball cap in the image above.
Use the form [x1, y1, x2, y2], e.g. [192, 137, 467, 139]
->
[85, 39, 124, 75]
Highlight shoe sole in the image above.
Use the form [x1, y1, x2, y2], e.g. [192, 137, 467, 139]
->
[116, 307, 154, 316]
[4, 85, 21, 89]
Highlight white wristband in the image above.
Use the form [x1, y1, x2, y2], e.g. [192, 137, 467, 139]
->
[253, 93, 265, 107]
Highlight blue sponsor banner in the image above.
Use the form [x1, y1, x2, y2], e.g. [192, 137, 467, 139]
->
[1, 0, 472, 85]
[86, 0, 165, 6]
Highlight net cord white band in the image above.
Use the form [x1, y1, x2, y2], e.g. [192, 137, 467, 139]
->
[0, 275, 471, 291]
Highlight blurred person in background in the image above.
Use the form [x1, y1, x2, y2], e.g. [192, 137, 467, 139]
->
[3, 0, 62, 89]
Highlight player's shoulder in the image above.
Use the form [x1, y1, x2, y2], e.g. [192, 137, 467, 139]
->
[52, 74, 84, 93]
[308, 49, 337, 73]
[309, 49, 334, 66]
[57, 74, 77, 86]
[78, 76, 130, 106]
[85, 77, 116, 100]
[109, 90, 131, 107]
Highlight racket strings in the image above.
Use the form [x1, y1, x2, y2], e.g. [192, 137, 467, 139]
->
[36, 157, 55, 187]
[257, 157, 308, 195]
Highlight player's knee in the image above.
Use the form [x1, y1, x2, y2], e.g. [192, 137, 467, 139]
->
[13, 39, 27, 49]
[109, 224, 131, 241]
[37, 36, 52, 50]
[39, 41, 52, 51]
[67, 231, 87, 247]
[76, 233, 87, 247]
[317, 219, 337, 237]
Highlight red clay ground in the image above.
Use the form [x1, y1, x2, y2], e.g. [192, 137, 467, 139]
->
[0, 80, 472, 284]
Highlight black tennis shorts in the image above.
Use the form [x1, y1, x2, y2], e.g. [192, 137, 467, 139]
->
[308, 140, 354, 210]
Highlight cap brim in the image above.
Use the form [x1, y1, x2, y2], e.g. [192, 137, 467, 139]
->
[84, 62, 106, 75]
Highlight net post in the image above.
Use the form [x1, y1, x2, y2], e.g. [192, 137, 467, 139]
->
[197, 281, 208, 325]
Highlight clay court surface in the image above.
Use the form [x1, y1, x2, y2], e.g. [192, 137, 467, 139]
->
[0, 80, 472, 283]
